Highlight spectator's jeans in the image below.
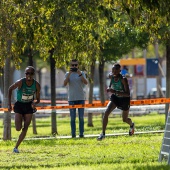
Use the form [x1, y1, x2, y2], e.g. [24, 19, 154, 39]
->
[68, 100, 85, 137]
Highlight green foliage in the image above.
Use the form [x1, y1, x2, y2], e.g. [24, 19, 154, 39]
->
[0, 0, 150, 69]
[102, 27, 149, 60]
[118, 0, 170, 43]
[1, 0, 170, 69]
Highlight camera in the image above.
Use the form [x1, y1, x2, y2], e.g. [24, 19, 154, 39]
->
[70, 68, 77, 72]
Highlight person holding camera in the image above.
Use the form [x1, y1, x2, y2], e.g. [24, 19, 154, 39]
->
[63, 59, 88, 138]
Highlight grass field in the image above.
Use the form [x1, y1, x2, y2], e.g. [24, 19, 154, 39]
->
[0, 112, 169, 170]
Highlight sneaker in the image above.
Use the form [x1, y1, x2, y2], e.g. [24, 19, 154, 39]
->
[72, 135, 76, 138]
[13, 148, 19, 153]
[79, 135, 84, 138]
[129, 123, 135, 136]
[97, 134, 105, 141]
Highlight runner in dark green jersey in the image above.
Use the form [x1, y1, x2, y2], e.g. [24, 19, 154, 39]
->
[8, 66, 41, 153]
[97, 63, 135, 140]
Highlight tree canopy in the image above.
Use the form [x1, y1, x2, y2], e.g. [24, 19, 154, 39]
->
[1, 0, 170, 69]
[0, 1, 148, 69]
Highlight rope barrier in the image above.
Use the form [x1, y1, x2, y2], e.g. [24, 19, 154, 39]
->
[0, 98, 169, 112]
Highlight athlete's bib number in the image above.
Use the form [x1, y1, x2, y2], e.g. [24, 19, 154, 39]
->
[21, 93, 34, 102]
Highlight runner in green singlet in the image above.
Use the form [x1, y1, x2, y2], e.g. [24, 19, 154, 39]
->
[8, 66, 41, 153]
[97, 63, 135, 140]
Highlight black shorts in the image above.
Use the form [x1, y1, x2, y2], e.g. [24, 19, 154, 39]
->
[13, 101, 35, 114]
[110, 94, 130, 111]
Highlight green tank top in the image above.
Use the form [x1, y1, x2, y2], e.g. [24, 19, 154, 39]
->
[111, 75, 125, 93]
[17, 78, 36, 103]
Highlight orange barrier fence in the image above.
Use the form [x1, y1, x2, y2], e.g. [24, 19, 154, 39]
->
[39, 100, 102, 104]
[0, 98, 170, 112]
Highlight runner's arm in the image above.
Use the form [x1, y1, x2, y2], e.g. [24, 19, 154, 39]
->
[8, 80, 22, 111]
[34, 82, 41, 105]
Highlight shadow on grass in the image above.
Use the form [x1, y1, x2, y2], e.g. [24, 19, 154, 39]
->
[1, 163, 170, 170]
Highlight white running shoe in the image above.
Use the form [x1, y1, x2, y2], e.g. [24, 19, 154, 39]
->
[97, 134, 105, 141]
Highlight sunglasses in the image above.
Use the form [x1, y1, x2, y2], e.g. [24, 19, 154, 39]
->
[71, 64, 78, 67]
[25, 72, 34, 75]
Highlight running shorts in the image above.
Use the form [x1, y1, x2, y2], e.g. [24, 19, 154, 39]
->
[13, 101, 36, 114]
[110, 94, 130, 111]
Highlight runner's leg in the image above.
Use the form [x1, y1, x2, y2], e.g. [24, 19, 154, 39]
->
[15, 113, 23, 131]
[122, 110, 133, 126]
[15, 113, 33, 149]
[102, 101, 116, 134]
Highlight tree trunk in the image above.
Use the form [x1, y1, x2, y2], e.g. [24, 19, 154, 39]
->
[143, 49, 147, 98]
[3, 57, 11, 140]
[0, 68, 4, 93]
[165, 44, 170, 121]
[154, 42, 162, 97]
[99, 59, 105, 104]
[99, 58, 105, 120]
[0, 68, 4, 108]
[87, 59, 96, 127]
[50, 49, 57, 135]
[28, 48, 33, 66]
[28, 48, 37, 134]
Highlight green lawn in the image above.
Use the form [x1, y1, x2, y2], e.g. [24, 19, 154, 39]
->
[0, 112, 169, 170]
